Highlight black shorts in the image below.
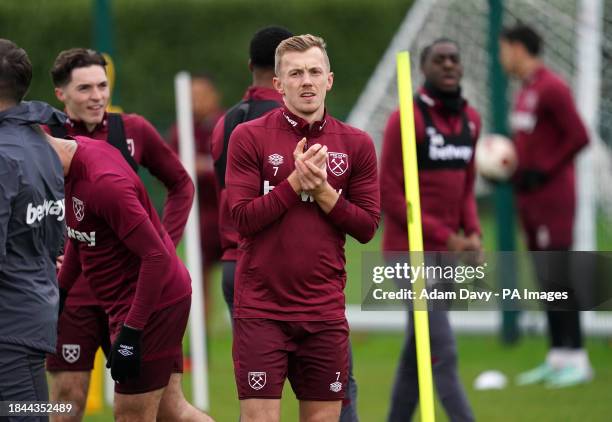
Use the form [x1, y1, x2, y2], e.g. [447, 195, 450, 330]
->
[0, 342, 49, 421]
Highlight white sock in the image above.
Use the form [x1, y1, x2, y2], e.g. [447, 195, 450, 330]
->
[564, 349, 593, 372]
[545, 348, 565, 369]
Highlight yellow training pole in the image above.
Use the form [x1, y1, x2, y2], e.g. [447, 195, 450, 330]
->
[396, 51, 435, 422]
[85, 348, 104, 414]
[102, 53, 123, 113]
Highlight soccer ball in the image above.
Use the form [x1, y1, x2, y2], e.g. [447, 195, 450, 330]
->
[475, 134, 518, 181]
[473, 370, 508, 390]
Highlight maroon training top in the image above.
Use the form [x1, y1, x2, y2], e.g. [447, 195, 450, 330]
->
[226, 107, 380, 320]
[58, 137, 191, 330]
[211, 86, 283, 261]
[510, 65, 588, 249]
[44, 113, 194, 306]
[381, 88, 482, 252]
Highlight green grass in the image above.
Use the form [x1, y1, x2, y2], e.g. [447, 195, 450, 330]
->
[84, 327, 612, 421]
[83, 207, 612, 421]
[83, 271, 612, 421]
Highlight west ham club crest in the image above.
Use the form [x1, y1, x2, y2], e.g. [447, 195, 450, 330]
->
[327, 152, 349, 176]
[248, 371, 267, 390]
[72, 197, 85, 222]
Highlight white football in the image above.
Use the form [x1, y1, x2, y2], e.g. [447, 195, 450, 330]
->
[475, 134, 518, 181]
[473, 370, 508, 390]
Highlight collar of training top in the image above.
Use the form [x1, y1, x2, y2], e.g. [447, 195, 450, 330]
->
[65, 111, 109, 134]
[243, 85, 283, 102]
[523, 64, 546, 87]
[281, 107, 328, 139]
[418, 86, 467, 114]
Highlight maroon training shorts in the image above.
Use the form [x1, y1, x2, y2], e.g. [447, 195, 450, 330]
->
[110, 296, 191, 395]
[233, 318, 349, 401]
[46, 304, 110, 372]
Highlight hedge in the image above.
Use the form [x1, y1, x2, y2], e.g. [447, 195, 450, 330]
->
[1, 0, 411, 130]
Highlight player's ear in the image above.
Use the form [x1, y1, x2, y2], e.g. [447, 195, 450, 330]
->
[273, 76, 284, 95]
[248, 59, 254, 72]
[54, 87, 65, 102]
[326, 71, 334, 91]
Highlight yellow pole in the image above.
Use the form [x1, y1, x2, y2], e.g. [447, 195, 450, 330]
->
[85, 348, 104, 414]
[396, 51, 435, 422]
[102, 53, 123, 113]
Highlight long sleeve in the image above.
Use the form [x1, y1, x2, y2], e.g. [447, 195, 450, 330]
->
[538, 83, 589, 176]
[326, 135, 380, 243]
[0, 155, 18, 267]
[139, 118, 195, 246]
[58, 240, 82, 293]
[460, 111, 481, 236]
[91, 174, 170, 329]
[121, 219, 171, 330]
[226, 126, 301, 237]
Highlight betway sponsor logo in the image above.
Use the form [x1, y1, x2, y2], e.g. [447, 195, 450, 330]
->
[510, 111, 536, 133]
[429, 144, 473, 162]
[263, 180, 342, 202]
[67, 226, 96, 247]
[26, 199, 65, 225]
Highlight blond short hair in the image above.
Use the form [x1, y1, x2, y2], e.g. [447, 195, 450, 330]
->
[274, 34, 330, 75]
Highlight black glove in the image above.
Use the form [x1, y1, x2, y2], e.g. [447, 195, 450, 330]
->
[514, 169, 548, 193]
[58, 288, 68, 318]
[106, 325, 142, 383]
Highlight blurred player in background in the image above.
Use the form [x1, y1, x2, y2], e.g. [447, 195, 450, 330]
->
[500, 24, 592, 388]
[47, 133, 214, 422]
[226, 34, 379, 422]
[0, 38, 65, 411]
[44, 48, 194, 421]
[168, 73, 223, 320]
[381, 38, 479, 422]
[212, 26, 290, 317]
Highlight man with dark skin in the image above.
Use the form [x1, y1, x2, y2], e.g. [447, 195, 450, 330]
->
[381, 39, 480, 422]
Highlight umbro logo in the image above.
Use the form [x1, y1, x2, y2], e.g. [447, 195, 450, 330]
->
[330, 381, 343, 393]
[268, 153, 284, 166]
[117, 345, 133, 357]
[330, 372, 343, 393]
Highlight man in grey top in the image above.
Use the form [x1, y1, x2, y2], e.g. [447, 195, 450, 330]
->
[0, 39, 66, 419]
